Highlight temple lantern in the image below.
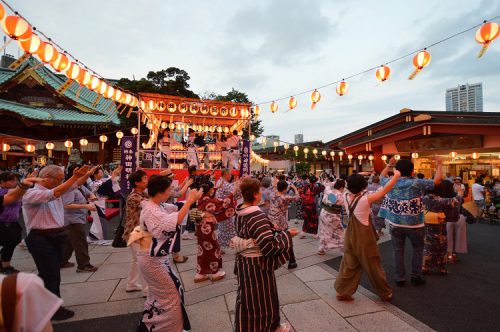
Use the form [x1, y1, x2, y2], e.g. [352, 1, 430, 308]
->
[64, 140, 73, 155]
[2, 16, 32, 41]
[293, 145, 299, 156]
[180, 103, 188, 114]
[99, 135, 108, 149]
[358, 154, 364, 165]
[310, 89, 321, 109]
[394, 154, 401, 160]
[79, 138, 88, 147]
[0, 4, 5, 22]
[2, 143, 9, 160]
[450, 151, 457, 159]
[161, 122, 168, 129]
[303, 148, 309, 159]
[116, 131, 124, 145]
[65, 62, 81, 80]
[217, 126, 222, 133]
[24, 144, 35, 153]
[131, 127, 139, 135]
[270, 101, 278, 113]
[169, 123, 175, 130]
[130, 96, 139, 108]
[288, 96, 297, 111]
[471, 152, 479, 160]
[273, 141, 279, 152]
[338, 151, 344, 160]
[261, 136, 267, 147]
[45, 142, 54, 157]
[157, 101, 166, 111]
[336, 81, 348, 96]
[201, 105, 210, 115]
[330, 151, 335, 158]
[77, 69, 91, 86]
[347, 154, 353, 162]
[148, 100, 156, 111]
[253, 105, 261, 117]
[98, 81, 108, 96]
[36, 42, 58, 63]
[375, 65, 391, 82]
[18, 34, 41, 54]
[191, 103, 200, 115]
[229, 107, 237, 117]
[411, 152, 419, 159]
[224, 127, 230, 133]
[209, 106, 218, 116]
[368, 155, 374, 165]
[321, 150, 327, 157]
[113, 89, 123, 103]
[381, 155, 388, 163]
[51, 53, 70, 72]
[88, 76, 102, 91]
[123, 94, 133, 106]
[475, 21, 500, 58]
[408, 50, 431, 80]
[105, 86, 115, 100]
[313, 148, 318, 158]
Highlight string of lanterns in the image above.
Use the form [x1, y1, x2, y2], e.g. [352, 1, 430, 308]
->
[251, 17, 500, 114]
[0, 1, 139, 111]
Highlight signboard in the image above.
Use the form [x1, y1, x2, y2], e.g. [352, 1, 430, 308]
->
[239, 139, 250, 177]
[120, 136, 137, 196]
[396, 135, 482, 152]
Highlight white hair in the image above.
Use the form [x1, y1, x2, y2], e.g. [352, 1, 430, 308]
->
[39, 165, 64, 178]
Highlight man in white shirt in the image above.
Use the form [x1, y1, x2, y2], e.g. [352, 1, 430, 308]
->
[226, 130, 240, 170]
[472, 177, 486, 210]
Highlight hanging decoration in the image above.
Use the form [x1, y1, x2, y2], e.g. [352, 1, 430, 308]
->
[18, 33, 41, 54]
[329, 151, 335, 159]
[24, 144, 35, 153]
[394, 154, 401, 160]
[130, 127, 138, 135]
[475, 21, 499, 58]
[310, 89, 321, 109]
[411, 152, 419, 159]
[304, 147, 309, 159]
[338, 151, 343, 160]
[64, 140, 73, 155]
[284, 143, 289, 153]
[294, 145, 299, 157]
[408, 50, 431, 80]
[336, 80, 348, 96]
[45, 142, 54, 157]
[313, 148, 318, 158]
[381, 155, 388, 163]
[270, 101, 278, 113]
[375, 65, 391, 82]
[347, 154, 353, 163]
[79, 138, 88, 147]
[273, 141, 279, 152]
[116, 131, 124, 145]
[358, 154, 363, 165]
[471, 152, 479, 160]
[368, 155, 374, 165]
[1, 15, 32, 40]
[2, 143, 9, 160]
[99, 135, 108, 149]
[37, 42, 58, 63]
[450, 151, 457, 160]
[321, 150, 327, 158]
[253, 105, 261, 118]
[287, 96, 297, 112]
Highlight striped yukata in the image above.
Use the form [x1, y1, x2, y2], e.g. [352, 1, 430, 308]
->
[234, 205, 293, 332]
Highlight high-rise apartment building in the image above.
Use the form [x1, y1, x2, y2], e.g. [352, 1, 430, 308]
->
[445, 82, 483, 112]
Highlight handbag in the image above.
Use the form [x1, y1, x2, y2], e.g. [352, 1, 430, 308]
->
[112, 212, 128, 248]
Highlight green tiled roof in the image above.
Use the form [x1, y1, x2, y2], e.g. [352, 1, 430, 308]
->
[0, 98, 119, 124]
[0, 57, 121, 125]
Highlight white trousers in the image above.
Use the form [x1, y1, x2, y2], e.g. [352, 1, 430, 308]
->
[127, 243, 149, 293]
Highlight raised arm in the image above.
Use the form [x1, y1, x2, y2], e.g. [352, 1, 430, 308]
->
[53, 166, 91, 198]
[368, 170, 401, 204]
[433, 159, 443, 186]
[380, 157, 397, 178]
[177, 188, 203, 224]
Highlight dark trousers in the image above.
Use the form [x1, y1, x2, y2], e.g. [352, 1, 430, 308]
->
[0, 222, 22, 262]
[26, 229, 68, 297]
[288, 246, 296, 264]
[390, 226, 425, 281]
[173, 202, 184, 254]
[62, 224, 91, 269]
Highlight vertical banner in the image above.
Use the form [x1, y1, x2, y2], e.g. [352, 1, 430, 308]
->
[239, 139, 250, 177]
[120, 136, 137, 196]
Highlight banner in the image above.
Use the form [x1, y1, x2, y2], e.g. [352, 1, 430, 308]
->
[239, 139, 250, 177]
[120, 136, 137, 196]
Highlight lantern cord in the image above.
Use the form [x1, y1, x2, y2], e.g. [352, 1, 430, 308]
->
[255, 14, 500, 105]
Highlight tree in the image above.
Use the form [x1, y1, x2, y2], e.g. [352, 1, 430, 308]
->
[295, 162, 311, 175]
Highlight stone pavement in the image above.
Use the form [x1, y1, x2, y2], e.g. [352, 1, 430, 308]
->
[11, 219, 435, 332]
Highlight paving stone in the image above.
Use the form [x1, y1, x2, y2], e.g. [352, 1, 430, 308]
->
[60, 267, 93, 285]
[293, 265, 335, 283]
[186, 295, 233, 332]
[185, 278, 238, 306]
[11, 247, 32, 260]
[175, 254, 197, 273]
[293, 242, 320, 259]
[347, 311, 419, 332]
[109, 278, 146, 301]
[61, 279, 120, 306]
[277, 273, 319, 305]
[179, 241, 198, 256]
[63, 298, 144, 322]
[224, 291, 237, 314]
[89, 245, 129, 254]
[282, 299, 355, 331]
[294, 253, 329, 271]
[179, 270, 213, 292]
[88, 262, 130, 281]
[306, 280, 385, 317]
[104, 251, 133, 264]
[11, 257, 37, 272]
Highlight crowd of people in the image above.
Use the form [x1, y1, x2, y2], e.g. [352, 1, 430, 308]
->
[1, 155, 500, 331]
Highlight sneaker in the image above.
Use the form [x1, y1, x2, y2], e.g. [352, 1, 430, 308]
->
[410, 277, 426, 286]
[61, 262, 76, 269]
[287, 262, 298, 270]
[126, 284, 143, 292]
[76, 265, 98, 273]
[0, 266, 20, 275]
[52, 307, 75, 321]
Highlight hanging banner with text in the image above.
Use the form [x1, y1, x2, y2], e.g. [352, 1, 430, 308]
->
[120, 136, 137, 196]
[239, 139, 250, 177]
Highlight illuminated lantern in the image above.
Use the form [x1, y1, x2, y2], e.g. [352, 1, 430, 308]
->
[450, 151, 457, 159]
[201, 105, 209, 115]
[254, 105, 261, 117]
[45, 142, 54, 157]
[375, 65, 391, 82]
[310, 89, 321, 109]
[209, 106, 218, 116]
[368, 155, 374, 165]
[217, 126, 222, 133]
[321, 150, 327, 157]
[204, 125, 209, 132]
[284, 143, 289, 153]
[50, 53, 70, 72]
[261, 136, 267, 147]
[224, 127, 229, 133]
[157, 101, 166, 111]
[188, 103, 198, 114]
[408, 50, 431, 80]
[25, 144, 35, 153]
[123, 93, 132, 105]
[229, 107, 238, 117]
[2, 16, 32, 41]
[64, 140, 73, 155]
[2, 143, 9, 160]
[161, 122, 168, 129]
[114, 89, 123, 103]
[381, 155, 388, 163]
[89, 76, 102, 91]
[472, 152, 479, 160]
[36, 42, 58, 63]
[18, 34, 41, 54]
[105, 86, 116, 100]
[148, 100, 156, 111]
[131, 127, 138, 135]
[99, 81, 108, 96]
[273, 141, 279, 152]
[241, 108, 249, 118]
[116, 131, 124, 145]
[250, 134, 256, 142]
[347, 154, 353, 162]
[130, 96, 139, 108]
[288, 96, 297, 111]
[79, 138, 88, 147]
[394, 154, 401, 160]
[312, 148, 318, 158]
[270, 101, 278, 113]
[304, 148, 309, 159]
[358, 154, 364, 165]
[77, 69, 91, 86]
[179, 103, 188, 114]
[338, 151, 344, 160]
[146, 122, 153, 130]
[475, 21, 500, 58]
[220, 106, 228, 116]
[99, 135, 108, 149]
[336, 81, 348, 96]
[411, 152, 419, 159]
[330, 151, 335, 158]
[65, 62, 81, 80]
[0, 4, 5, 21]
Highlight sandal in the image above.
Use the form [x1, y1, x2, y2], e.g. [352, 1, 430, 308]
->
[210, 271, 226, 282]
[173, 255, 189, 264]
[317, 250, 326, 256]
[381, 293, 393, 302]
[336, 294, 354, 301]
[194, 274, 209, 283]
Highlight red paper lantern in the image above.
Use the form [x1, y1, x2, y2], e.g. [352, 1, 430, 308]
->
[37, 42, 59, 63]
[18, 34, 41, 54]
[310, 89, 321, 109]
[77, 69, 91, 86]
[88, 76, 102, 91]
[0, 4, 5, 22]
[51, 53, 70, 72]
[475, 22, 500, 58]
[375, 65, 391, 82]
[2, 16, 32, 40]
[336, 81, 348, 96]
[65, 62, 81, 80]
[408, 50, 431, 80]
[105, 86, 116, 99]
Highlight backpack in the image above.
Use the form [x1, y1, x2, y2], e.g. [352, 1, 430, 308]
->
[0, 273, 18, 332]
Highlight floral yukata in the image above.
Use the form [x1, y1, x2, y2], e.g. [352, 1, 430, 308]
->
[196, 193, 236, 275]
[215, 179, 241, 249]
[301, 183, 323, 234]
[318, 186, 345, 252]
[137, 201, 189, 332]
[268, 192, 299, 231]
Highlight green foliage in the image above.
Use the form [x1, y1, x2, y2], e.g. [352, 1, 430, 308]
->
[295, 162, 311, 175]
